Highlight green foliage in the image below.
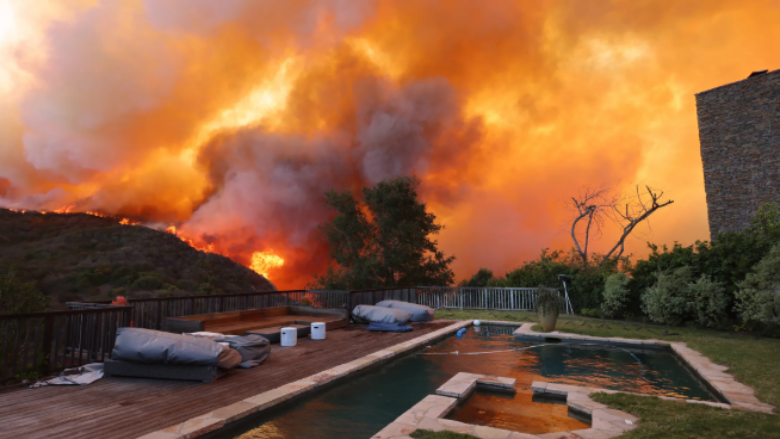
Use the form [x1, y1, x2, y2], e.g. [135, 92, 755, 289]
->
[0, 267, 48, 315]
[131, 271, 164, 290]
[602, 272, 630, 318]
[489, 249, 615, 312]
[642, 267, 728, 328]
[535, 285, 565, 316]
[300, 297, 313, 306]
[580, 308, 603, 318]
[642, 266, 694, 326]
[312, 176, 455, 289]
[458, 268, 493, 287]
[688, 275, 729, 328]
[629, 202, 780, 319]
[735, 243, 780, 327]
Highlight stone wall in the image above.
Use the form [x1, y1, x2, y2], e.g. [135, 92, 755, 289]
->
[695, 69, 780, 239]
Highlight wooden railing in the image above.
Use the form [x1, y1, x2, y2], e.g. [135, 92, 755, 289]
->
[68, 290, 351, 331]
[416, 286, 572, 314]
[3, 285, 573, 384]
[0, 306, 131, 385]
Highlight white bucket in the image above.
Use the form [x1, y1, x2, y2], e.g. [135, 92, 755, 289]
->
[311, 322, 326, 340]
[281, 327, 297, 347]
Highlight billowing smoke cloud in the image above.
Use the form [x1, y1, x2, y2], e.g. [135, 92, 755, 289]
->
[1, 0, 779, 287]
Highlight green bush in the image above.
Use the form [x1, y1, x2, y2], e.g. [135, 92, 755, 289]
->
[689, 275, 729, 328]
[131, 271, 164, 290]
[0, 267, 48, 314]
[642, 266, 729, 328]
[602, 272, 630, 318]
[735, 243, 780, 326]
[642, 266, 694, 326]
[580, 308, 603, 318]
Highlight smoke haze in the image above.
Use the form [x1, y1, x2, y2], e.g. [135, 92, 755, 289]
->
[2, 0, 779, 287]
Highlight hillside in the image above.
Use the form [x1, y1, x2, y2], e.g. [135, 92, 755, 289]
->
[0, 208, 276, 310]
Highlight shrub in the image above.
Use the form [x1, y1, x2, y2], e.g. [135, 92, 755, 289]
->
[0, 267, 48, 314]
[735, 243, 780, 326]
[689, 275, 729, 328]
[300, 297, 313, 306]
[580, 308, 603, 318]
[642, 266, 693, 326]
[602, 272, 630, 318]
[131, 271, 164, 290]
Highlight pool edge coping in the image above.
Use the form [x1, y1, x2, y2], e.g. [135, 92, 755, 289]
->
[371, 372, 640, 439]
[513, 322, 775, 414]
[135, 320, 472, 439]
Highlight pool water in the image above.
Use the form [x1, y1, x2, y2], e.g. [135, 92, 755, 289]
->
[226, 326, 715, 439]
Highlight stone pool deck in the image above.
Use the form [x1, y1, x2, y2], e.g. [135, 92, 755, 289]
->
[513, 322, 774, 414]
[372, 372, 640, 439]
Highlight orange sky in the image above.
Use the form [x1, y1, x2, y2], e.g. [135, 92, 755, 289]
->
[1, 1, 779, 288]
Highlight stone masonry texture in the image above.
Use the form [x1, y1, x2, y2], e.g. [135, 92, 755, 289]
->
[696, 69, 780, 239]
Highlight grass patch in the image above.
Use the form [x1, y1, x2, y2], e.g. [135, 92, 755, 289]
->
[410, 429, 479, 439]
[591, 393, 780, 439]
[435, 309, 780, 410]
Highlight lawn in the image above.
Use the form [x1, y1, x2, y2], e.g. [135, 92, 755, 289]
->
[434, 309, 780, 438]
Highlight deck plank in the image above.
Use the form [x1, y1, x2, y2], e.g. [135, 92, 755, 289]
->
[0, 321, 454, 439]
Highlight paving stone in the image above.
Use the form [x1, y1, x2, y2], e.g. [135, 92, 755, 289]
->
[591, 416, 624, 432]
[136, 431, 185, 439]
[416, 416, 446, 432]
[570, 428, 616, 439]
[537, 432, 581, 439]
[177, 415, 224, 438]
[602, 408, 639, 423]
[732, 401, 775, 413]
[684, 399, 731, 409]
[209, 400, 260, 423]
[474, 425, 513, 439]
[243, 386, 296, 408]
[438, 419, 477, 434]
[478, 376, 516, 389]
[508, 432, 542, 439]
[568, 399, 607, 415]
[372, 422, 417, 439]
[531, 381, 548, 392]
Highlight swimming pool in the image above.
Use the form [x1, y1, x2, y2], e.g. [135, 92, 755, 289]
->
[221, 325, 715, 438]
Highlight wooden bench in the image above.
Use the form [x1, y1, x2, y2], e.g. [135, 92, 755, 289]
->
[163, 306, 348, 341]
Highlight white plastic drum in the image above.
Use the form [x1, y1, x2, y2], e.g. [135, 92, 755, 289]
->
[281, 327, 298, 347]
[311, 322, 326, 340]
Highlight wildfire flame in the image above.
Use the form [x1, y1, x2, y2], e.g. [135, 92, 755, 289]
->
[1, 2, 778, 288]
[164, 225, 215, 254]
[250, 251, 285, 279]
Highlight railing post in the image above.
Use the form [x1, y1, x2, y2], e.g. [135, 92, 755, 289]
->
[41, 315, 54, 376]
[156, 301, 162, 331]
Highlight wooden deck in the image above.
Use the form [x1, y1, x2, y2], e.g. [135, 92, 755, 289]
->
[0, 321, 454, 439]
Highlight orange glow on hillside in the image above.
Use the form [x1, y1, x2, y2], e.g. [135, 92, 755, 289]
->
[1, 1, 779, 288]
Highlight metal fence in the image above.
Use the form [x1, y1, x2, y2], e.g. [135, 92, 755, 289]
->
[416, 286, 572, 314]
[1, 306, 131, 385]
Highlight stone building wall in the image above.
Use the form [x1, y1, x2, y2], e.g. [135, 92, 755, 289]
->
[695, 69, 780, 239]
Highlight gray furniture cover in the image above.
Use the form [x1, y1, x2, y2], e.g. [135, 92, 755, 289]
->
[352, 304, 413, 324]
[111, 327, 222, 366]
[375, 300, 435, 322]
[214, 334, 271, 369]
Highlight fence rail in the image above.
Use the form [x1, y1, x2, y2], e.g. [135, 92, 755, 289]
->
[68, 290, 351, 330]
[416, 286, 572, 313]
[1, 306, 131, 385]
[4, 285, 568, 384]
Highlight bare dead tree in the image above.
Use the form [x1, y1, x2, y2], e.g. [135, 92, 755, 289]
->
[569, 185, 674, 266]
[570, 188, 618, 264]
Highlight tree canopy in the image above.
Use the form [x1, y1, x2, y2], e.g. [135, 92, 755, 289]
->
[312, 176, 455, 290]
